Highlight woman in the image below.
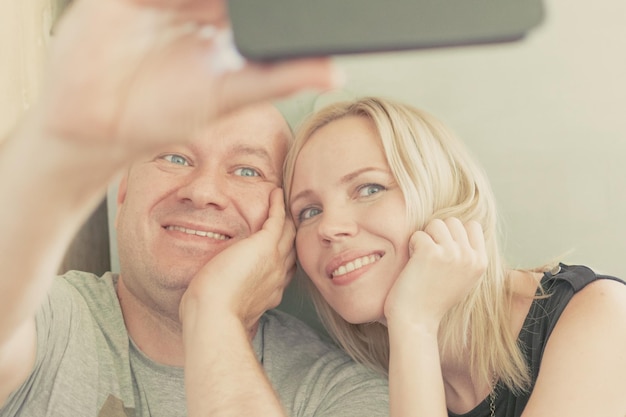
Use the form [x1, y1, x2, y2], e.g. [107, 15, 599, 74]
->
[283, 97, 626, 417]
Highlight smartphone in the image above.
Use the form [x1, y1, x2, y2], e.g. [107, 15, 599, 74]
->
[227, 0, 545, 61]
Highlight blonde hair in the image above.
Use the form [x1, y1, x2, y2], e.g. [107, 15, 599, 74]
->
[283, 97, 532, 393]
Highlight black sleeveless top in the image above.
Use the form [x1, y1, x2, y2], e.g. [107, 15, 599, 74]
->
[448, 264, 624, 417]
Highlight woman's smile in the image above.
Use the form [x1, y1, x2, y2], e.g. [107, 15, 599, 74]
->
[290, 115, 412, 323]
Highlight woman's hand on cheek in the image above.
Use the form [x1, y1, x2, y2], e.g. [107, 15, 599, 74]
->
[383, 218, 487, 333]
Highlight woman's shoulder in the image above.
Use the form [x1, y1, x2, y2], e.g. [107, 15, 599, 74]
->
[541, 263, 625, 293]
[517, 263, 626, 351]
[519, 266, 626, 416]
[559, 265, 626, 319]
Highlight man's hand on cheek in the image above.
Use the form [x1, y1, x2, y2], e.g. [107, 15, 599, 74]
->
[179, 188, 296, 334]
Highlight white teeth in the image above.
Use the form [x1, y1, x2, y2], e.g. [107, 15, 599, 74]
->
[331, 254, 381, 278]
[166, 225, 229, 241]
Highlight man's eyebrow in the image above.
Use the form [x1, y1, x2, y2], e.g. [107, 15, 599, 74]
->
[229, 144, 274, 165]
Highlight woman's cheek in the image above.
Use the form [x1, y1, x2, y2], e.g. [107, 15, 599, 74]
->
[295, 232, 316, 277]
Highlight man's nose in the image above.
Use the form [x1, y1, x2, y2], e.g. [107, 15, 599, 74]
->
[176, 169, 230, 209]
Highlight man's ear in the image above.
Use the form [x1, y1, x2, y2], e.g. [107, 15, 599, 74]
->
[114, 175, 129, 229]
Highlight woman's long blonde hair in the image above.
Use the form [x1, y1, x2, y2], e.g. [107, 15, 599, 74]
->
[283, 97, 532, 393]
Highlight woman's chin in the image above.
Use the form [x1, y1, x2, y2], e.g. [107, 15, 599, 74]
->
[338, 308, 386, 326]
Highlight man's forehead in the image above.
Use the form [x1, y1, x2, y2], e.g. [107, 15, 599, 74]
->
[205, 104, 291, 151]
[229, 103, 288, 128]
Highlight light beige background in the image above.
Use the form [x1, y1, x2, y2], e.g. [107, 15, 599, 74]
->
[1, 0, 613, 278]
[113, 0, 626, 277]
[271, 0, 626, 277]
[3, 0, 622, 330]
[106, 0, 626, 332]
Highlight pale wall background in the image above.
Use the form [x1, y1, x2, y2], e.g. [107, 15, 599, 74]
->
[273, 0, 626, 278]
[3, 0, 622, 330]
[25, 0, 615, 280]
[109, 0, 626, 330]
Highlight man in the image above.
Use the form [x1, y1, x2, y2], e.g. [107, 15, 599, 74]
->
[0, 0, 388, 416]
[0, 102, 388, 417]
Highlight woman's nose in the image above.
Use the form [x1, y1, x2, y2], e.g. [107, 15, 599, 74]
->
[317, 207, 358, 244]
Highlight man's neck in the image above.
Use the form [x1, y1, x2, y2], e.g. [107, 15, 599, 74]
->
[116, 275, 186, 367]
[115, 275, 261, 367]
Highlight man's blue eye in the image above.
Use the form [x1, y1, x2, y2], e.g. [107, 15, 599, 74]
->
[163, 154, 190, 166]
[299, 207, 322, 222]
[358, 184, 385, 197]
[234, 167, 260, 177]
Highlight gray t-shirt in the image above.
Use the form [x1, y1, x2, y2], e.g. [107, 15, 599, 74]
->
[1, 271, 388, 417]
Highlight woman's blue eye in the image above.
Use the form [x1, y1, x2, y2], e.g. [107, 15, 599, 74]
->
[234, 167, 261, 177]
[299, 207, 322, 222]
[163, 154, 190, 166]
[358, 184, 385, 197]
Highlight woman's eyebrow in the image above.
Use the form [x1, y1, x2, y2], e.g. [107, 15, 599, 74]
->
[338, 166, 388, 184]
[289, 189, 314, 211]
[290, 166, 389, 207]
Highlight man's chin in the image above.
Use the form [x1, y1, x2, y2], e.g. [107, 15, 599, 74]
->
[148, 262, 200, 291]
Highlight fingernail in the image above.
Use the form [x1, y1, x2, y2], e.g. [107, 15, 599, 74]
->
[208, 27, 246, 74]
[197, 24, 218, 40]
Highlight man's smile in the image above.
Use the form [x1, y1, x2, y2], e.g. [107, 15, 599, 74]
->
[164, 225, 231, 241]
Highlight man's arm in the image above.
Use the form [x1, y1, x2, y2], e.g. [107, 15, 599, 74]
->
[0, 319, 37, 407]
[180, 189, 295, 417]
[0, 0, 337, 407]
[0, 122, 109, 406]
[183, 311, 288, 417]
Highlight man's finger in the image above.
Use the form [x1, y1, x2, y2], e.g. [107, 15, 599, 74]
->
[131, 0, 227, 22]
[259, 188, 287, 240]
[216, 58, 343, 113]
